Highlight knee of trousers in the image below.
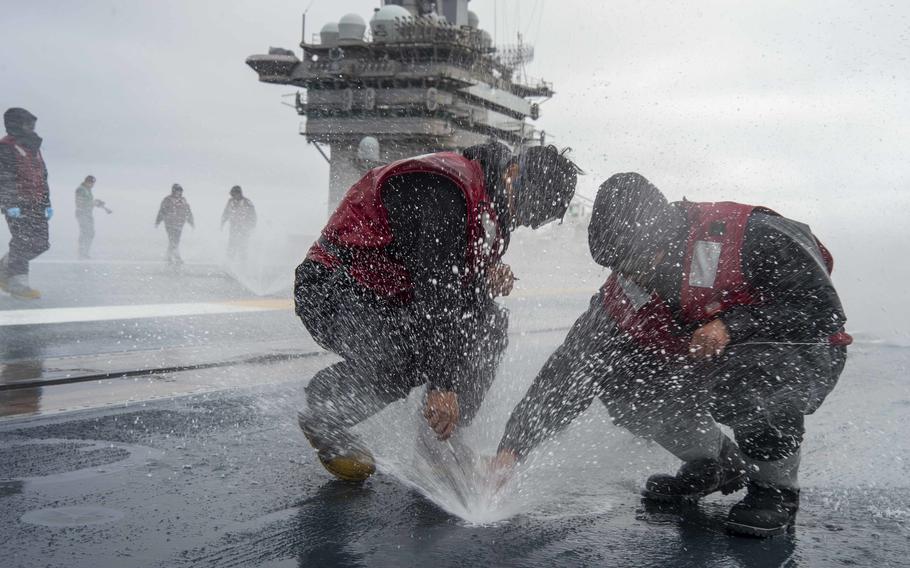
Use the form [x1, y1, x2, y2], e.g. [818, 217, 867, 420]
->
[735, 414, 805, 461]
[606, 401, 670, 439]
[302, 360, 406, 417]
[489, 303, 509, 331]
[617, 413, 714, 446]
[16, 238, 49, 257]
[303, 364, 351, 408]
[604, 383, 704, 439]
[477, 303, 510, 353]
[492, 307, 510, 351]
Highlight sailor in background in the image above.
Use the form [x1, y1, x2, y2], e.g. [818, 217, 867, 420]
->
[155, 183, 194, 266]
[221, 185, 257, 262]
[0, 107, 53, 299]
[74, 175, 110, 259]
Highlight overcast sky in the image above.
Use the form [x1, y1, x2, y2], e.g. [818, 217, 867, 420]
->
[2, 0, 909, 336]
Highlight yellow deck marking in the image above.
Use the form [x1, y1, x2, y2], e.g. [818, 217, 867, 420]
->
[0, 286, 598, 327]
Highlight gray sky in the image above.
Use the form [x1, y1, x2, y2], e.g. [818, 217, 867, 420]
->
[2, 0, 909, 337]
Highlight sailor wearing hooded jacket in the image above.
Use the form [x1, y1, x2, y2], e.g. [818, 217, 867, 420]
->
[155, 184, 195, 265]
[493, 172, 850, 538]
[0, 107, 52, 299]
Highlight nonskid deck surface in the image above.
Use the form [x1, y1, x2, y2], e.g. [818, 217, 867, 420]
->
[1, 254, 906, 567]
[0, 339, 905, 568]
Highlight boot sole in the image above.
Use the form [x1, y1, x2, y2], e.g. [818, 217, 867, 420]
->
[641, 471, 747, 503]
[318, 454, 375, 482]
[0, 280, 41, 299]
[725, 519, 794, 538]
[3, 289, 41, 299]
[298, 414, 375, 482]
[12, 292, 41, 299]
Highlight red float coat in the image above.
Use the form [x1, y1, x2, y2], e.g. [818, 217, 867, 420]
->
[601, 201, 851, 356]
[0, 135, 49, 207]
[306, 152, 505, 303]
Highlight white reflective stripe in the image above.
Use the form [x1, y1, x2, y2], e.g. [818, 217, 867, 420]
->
[689, 240, 722, 288]
[13, 144, 27, 157]
[617, 275, 651, 310]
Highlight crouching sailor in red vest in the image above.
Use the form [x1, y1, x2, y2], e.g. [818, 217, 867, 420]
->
[294, 143, 580, 482]
[492, 172, 850, 537]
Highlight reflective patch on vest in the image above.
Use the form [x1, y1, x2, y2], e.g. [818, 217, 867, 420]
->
[689, 240, 722, 288]
[617, 275, 651, 310]
[13, 144, 27, 157]
[481, 211, 498, 252]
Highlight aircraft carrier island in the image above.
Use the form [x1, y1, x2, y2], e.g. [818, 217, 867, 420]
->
[247, 0, 553, 210]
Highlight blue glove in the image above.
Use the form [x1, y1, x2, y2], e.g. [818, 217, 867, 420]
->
[45, 207, 54, 220]
[5, 207, 21, 219]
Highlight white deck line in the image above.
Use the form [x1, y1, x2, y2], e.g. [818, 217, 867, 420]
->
[0, 302, 280, 327]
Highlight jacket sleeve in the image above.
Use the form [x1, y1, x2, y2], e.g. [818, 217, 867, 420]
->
[75, 187, 92, 213]
[41, 158, 50, 209]
[155, 198, 166, 225]
[720, 213, 847, 343]
[0, 145, 18, 210]
[498, 293, 618, 458]
[186, 203, 195, 226]
[221, 201, 230, 226]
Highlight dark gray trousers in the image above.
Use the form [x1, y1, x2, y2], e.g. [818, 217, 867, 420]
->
[295, 259, 509, 453]
[77, 214, 94, 257]
[5, 206, 49, 276]
[501, 293, 846, 462]
[164, 223, 183, 262]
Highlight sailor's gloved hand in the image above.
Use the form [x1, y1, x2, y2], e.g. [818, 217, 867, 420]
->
[5, 207, 21, 219]
[689, 318, 730, 361]
[424, 390, 459, 440]
[94, 199, 105, 207]
[45, 207, 54, 220]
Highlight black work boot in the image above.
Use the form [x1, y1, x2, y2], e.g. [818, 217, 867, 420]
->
[642, 437, 747, 502]
[726, 482, 799, 537]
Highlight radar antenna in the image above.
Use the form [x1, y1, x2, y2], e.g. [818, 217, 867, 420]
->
[494, 33, 534, 69]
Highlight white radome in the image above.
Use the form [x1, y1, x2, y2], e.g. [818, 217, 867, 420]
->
[338, 13, 367, 42]
[371, 5, 412, 42]
[319, 22, 339, 47]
